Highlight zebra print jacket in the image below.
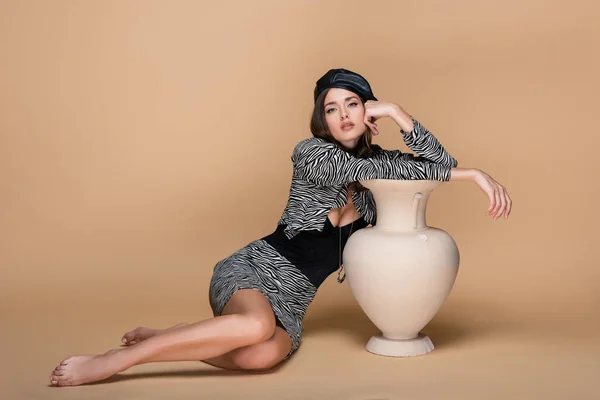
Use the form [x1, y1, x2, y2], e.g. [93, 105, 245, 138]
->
[277, 116, 458, 239]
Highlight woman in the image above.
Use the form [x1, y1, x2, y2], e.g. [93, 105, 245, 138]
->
[50, 68, 511, 386]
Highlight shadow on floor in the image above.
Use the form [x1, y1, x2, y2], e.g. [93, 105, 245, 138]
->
[302, 302, 522, 349]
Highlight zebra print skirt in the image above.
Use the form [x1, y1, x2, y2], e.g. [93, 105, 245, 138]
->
[208, 239, 318, 359]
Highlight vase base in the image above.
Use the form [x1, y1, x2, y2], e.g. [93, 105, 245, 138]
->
[366, 333, 434, 357]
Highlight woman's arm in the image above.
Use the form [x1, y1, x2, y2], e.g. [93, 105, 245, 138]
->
[450, 167, 513, 220]
[292, 138, 451, 186]
[394, 112, 458, 168]
[293, 139, 511, 221]
[365, 102, 458, 168]
[388, 105, 511, 220]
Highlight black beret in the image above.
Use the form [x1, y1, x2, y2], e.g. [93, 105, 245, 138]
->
[314, 68, 377, 104]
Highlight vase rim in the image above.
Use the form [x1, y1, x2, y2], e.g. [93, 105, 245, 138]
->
[358, 179, 442, 192]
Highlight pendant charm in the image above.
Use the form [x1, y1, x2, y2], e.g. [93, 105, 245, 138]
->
[337, 264, 346, 283]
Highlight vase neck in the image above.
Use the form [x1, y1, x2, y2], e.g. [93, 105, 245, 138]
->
[371, 190, 431, 232]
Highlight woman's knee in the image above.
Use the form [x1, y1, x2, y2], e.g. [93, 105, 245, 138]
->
[230, 348, 283, 371]
[222, 289, 277, 343]
[229, 327, 292, 371]
[239, 313, 276, 344]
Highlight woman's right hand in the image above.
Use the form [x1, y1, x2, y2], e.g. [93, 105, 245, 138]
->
[472, 169, 512, 220]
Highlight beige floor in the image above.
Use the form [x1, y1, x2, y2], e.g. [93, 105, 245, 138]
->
[3, 283, 599, 400]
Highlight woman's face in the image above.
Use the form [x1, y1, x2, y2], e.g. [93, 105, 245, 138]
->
[323, 88, 366, 149]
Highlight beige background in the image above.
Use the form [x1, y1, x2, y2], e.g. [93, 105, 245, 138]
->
[1, 0, 599, 398]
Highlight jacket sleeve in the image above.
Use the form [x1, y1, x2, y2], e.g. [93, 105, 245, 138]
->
[375, 116, 458, 168]
[292, 138, 452, 187]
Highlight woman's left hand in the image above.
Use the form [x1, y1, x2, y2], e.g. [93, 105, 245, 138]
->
[363, 101, 401, 135]
[472, 169, 513, 220]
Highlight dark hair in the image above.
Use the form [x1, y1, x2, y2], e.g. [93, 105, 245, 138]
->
[310, 88, 375, 192]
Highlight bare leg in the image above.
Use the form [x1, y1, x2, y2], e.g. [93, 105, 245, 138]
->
[118, 291, 294, 371]
[203, 289, 293, 371]
[121, 323, 188, 346]
[49, 289, 285, 386]
[202, 326, 292, 371]
[119, 322, 292, 371]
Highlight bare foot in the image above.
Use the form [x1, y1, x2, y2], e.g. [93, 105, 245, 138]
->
[49, 348, 127, 387]
[121, 323, 187, 346]
[121, 327, 160, 346]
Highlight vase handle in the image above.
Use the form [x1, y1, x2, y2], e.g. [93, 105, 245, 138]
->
[412, 193, 422, 229]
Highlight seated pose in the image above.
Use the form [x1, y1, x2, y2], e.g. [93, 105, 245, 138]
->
[50, 68, 511, 386]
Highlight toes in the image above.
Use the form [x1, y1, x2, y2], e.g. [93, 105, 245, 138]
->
[122, 328, 140, 344]
[60, 356, 74, 366]
[50, 375, 67, 386]
[51, 365, 66, 379]
[57, 375, 75, 387]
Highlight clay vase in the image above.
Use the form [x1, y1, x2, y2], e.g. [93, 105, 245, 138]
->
[343, 179, 459, 357]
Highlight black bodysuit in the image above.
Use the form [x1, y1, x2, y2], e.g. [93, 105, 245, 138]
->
[262, 216, 369, 288]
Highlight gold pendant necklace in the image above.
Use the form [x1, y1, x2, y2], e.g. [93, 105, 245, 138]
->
[337, 219, 354, 283]
[337, 185, 355, 284]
